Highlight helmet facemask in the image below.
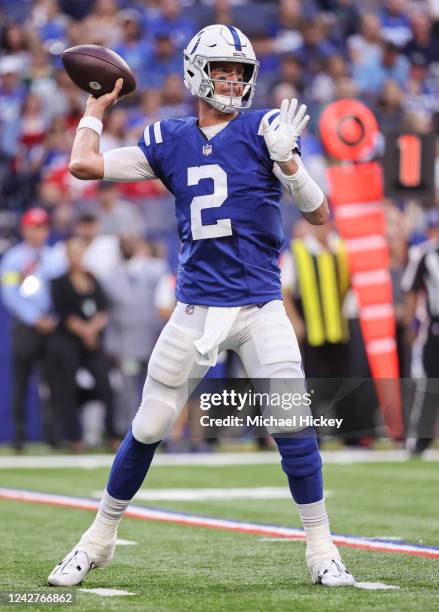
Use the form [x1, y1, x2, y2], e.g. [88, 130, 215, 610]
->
[184, 54, 259, 114]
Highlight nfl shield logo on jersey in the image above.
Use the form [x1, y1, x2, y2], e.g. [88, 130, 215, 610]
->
[202, 144, 213, 156]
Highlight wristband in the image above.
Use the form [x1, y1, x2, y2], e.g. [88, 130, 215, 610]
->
[77, 116, 103, 136]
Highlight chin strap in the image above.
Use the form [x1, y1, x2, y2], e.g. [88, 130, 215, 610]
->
[206, 93, 244, 113]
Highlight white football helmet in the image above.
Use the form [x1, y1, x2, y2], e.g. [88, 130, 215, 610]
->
[183, 24, 259, 114]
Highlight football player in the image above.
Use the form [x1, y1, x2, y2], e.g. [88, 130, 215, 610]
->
[48, 25, 355, 588]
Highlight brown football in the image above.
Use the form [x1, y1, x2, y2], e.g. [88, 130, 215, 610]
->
[61, 45, 136, 98]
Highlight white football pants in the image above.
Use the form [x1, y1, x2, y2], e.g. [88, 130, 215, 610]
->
[132, 300, 304, 444]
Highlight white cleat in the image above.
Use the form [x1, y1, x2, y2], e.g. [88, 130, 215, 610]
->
[310, 557, 356, 587]
[48, 550, 95, 586]
[48, 528, 116, 587]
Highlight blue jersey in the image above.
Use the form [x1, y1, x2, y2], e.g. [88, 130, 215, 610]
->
[138, 109, 300, 307]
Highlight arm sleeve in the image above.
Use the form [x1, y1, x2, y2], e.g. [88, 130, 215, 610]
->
[103, 146, 157, 181]
[273, 154, 324, 213]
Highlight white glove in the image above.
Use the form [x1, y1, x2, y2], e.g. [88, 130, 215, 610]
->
[262, 99, 309, 162]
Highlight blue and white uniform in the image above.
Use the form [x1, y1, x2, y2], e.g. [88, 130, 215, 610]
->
[48, 24, 354, 591]
[137, 111, 300, 306]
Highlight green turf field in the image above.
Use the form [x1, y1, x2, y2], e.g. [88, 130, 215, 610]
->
[0, 459, 438, 611]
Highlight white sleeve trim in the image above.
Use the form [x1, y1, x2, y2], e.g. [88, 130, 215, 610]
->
[103, 146, 156, 181]
[153, 121, 163, 144]
[143, 125, 151, 146]
[273, 154, 324, 213]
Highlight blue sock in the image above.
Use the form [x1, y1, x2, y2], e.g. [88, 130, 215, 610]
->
[274, 429, 323, 504]
[107, 429, 160, 500]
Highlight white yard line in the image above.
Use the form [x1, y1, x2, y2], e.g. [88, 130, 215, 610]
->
[355, 582, 400, 590]
[0, 449, 438, 469]
[79, 588, 135, 597]
[116, 538, 138, 546]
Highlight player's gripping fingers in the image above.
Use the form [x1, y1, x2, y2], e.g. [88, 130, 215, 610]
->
[89, 78, 124, 110]
[107, 78, 124, 106]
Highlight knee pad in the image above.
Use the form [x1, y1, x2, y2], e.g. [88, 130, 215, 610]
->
[132, 376, 189, 444]
[148, 324, 198, 388]
[274, 430, 322, 478]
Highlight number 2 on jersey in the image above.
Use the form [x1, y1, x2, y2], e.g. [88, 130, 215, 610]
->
[188, 164, 232, 240]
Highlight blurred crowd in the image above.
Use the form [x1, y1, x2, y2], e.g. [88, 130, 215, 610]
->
[0, 0, 438, 452]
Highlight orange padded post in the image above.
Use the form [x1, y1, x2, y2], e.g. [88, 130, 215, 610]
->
[320, 100, 403, 438]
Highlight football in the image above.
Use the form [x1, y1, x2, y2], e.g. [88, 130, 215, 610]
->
[61, 44, 136, 98]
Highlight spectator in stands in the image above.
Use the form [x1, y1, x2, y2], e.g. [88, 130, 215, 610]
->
[353, 39, 410, 97]
[348, 12, 382, 66]
[271, 54, 304, 95]
[403, 53, 437, 120]
[0, 207, 66, 450]
[0, 56, 27, 156]
[160, 74, 193, 118]
[403, 12, 439, 65]
[309, 53, 350, 105]
[269, 0, 304, 54]
[19, 93, 48, 158]
[379, 0, 412, 48]
[209, 0, 234, 28]
[49, 235, 116, 451]
[0, 21, 31, 72]
[65, 18, 90, 47]
[113, 9, 152, 90]
[373, 79, 405, 132]
[100, 108, 128, 151]
[327, 0, 359, 44]
[126, 89, 164, 141]
[30, 0, 69, 46]
[74, 212, 120, 280]
[87, 180, 146, 237]
[102, 235, 168, 435]
[148, 0, 195, 50]
[26, 46, 59, 112]
[295, 15, 337, 83]
[83, 0, 120, 46]
[144, 28, 182, 88]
